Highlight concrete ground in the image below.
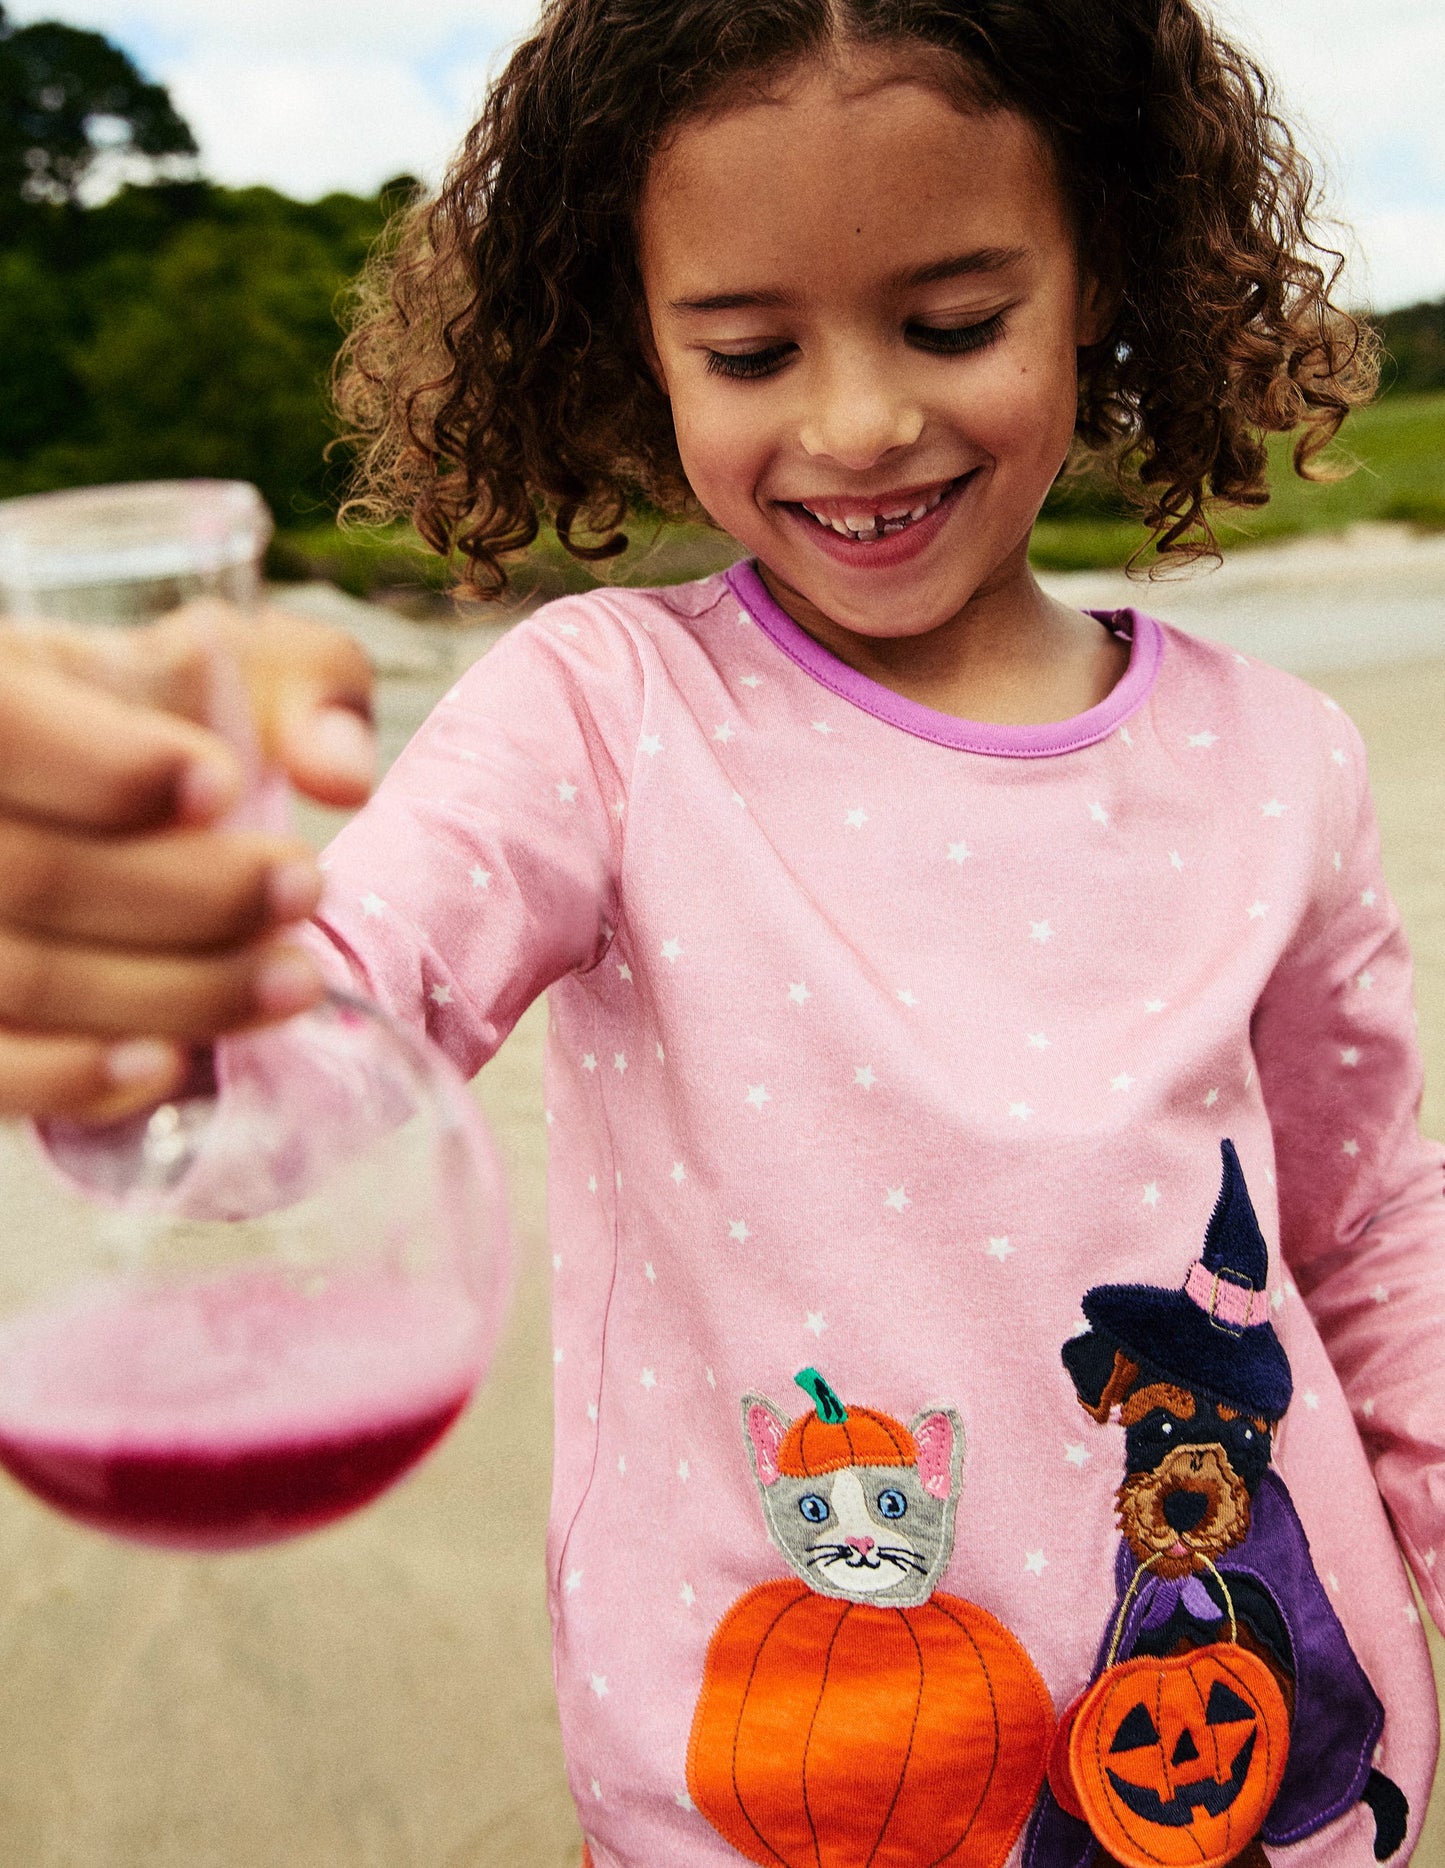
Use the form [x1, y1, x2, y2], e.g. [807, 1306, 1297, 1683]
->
[0, 526, 1443, 1865]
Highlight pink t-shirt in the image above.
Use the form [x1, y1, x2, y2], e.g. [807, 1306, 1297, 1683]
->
[311, 564, 1443, 1868]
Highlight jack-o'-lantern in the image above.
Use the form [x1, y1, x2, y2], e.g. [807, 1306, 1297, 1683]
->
[1068, 1644, 1289, 1868]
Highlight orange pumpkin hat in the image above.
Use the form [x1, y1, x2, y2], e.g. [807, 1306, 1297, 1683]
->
[778, 1369, 917, 1476]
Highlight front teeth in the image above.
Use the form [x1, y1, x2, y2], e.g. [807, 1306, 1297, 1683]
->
[800, 481, 953, 542]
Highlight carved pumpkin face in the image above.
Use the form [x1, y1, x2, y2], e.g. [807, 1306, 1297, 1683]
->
[1068, 1645, 1290, 1868]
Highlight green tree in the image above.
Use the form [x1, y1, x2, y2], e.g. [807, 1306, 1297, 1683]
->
[0, 3, 196, 207]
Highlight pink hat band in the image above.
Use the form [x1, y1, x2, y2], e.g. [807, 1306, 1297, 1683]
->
[1184, 1258, 1271, 1330]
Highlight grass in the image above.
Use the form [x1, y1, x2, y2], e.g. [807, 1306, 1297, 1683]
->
[270, 390, 1445, 605]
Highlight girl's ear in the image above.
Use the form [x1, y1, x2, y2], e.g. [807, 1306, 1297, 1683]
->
[1076, 269, 1118, 348]
[636, 299, 671, 399]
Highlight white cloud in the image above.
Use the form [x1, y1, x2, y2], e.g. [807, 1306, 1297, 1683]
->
[7, 0, 1444, 304]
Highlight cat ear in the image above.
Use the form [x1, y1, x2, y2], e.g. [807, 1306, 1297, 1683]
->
[911, 1408, 965, 1501]
[741, 1395, 789, 1487]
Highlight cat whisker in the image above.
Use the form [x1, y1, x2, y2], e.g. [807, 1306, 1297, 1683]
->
[878, 1547, 925, 1573]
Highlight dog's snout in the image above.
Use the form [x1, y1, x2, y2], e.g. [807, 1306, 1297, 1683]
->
[1161, 1487, 1210, 1534]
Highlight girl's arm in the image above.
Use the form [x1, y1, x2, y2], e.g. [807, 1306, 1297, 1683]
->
[1253, 716, 1445, 1624]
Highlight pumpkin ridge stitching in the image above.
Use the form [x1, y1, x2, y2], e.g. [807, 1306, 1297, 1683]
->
[745, 1585, 835, 1868]
[862, 1605, 927, 1868]
[798, 1598, 853, 1868]
[926, 1600, 1003, 1865]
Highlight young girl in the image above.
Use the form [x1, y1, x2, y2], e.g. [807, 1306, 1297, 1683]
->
[0, 1, 1438, 1864]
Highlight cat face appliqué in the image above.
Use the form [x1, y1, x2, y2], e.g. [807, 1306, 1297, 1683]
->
[741, 1386, 966, 1610]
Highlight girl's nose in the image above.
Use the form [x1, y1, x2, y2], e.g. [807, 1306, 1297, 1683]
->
[798, 365, 924, 470]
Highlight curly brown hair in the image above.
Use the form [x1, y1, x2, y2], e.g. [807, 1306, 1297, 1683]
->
[335, 0, 1377, 597]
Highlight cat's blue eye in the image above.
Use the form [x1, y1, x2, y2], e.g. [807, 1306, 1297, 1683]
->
[876, 1488, 908, 1520]
[798, 1493, 830, 1523]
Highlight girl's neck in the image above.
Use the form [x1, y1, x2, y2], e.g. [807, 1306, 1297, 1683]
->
[755, 542, 1131, 728]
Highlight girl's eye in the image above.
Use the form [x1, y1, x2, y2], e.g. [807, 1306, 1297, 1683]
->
[705, 344, 794, 380]
[876, 1488, 907, 1521]
[799, 1493, 830, 1523]
[907, 312, 1007, 357]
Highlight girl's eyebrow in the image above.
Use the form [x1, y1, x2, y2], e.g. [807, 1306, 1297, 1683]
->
[669, 246, 1029, 314]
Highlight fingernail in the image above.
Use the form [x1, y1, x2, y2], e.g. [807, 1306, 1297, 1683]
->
[310, 707, 376, 785]
[177, 758, 241, 822]
[267, 858, 321, 923]
[104, 1040, 178, 1087]
[255, 946, 323, 1017]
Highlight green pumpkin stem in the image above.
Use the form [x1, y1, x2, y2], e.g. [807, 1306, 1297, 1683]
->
[795, 1367, 848, 1424]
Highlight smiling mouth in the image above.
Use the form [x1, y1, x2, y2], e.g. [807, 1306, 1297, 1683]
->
[785, 475, 968, 544]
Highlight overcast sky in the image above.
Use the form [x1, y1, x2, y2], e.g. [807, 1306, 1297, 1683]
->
[9, 0, 1442, 310]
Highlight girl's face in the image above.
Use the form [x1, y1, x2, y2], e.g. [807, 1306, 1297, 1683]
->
[638, 49, 1108, 643]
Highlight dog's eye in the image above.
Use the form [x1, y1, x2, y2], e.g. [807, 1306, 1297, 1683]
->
[1161, 1421, 1173, 1436]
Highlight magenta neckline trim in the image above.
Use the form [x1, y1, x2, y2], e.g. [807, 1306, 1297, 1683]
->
[723, 560, 1163, 758]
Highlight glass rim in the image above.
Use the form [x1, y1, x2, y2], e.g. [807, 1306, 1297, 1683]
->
[0, 480, 273, 591]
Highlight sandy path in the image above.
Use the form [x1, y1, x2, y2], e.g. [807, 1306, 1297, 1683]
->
[0, 545, 1443, 1865]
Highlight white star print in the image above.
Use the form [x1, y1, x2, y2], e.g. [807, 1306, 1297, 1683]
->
[582, 1053, 598, 1073]
[554, 1346, 564, 1365]
[1271, 1287, 1284, 1311]
[586, 1401, 598, 1422]
[556, 781, 578, 804]
[613, 1052, 627, 1074]
[896, 988, 919, 1007]
[1169, 850, 1185, 872]
[1186, 731, 1217, 748]
[429, 984, 453, 1006]
[706, 1367, 717, 1389]
[677, 1458, 690, 1481]
[617, 962, 633, 982]
[854, 1065, 877, 1090]
[1089, 801, 1109, 825]
[469, 865, 492, 890]
[812, 721, 837, 735]
[947, 841, 972, 864]
[884, 1187, 911, 1212]
[1405, 1602, 1421, 1625]
[1333, 850, 1343, 872]
[732, 791, 747, 810]
[545, 1109, 555, 1126]
[671, 1161, 686, 1185]
[555, 620, 581, 638]
[591, 1780, 602, 1802]
[553, 1253, 562, 1271]
[565, 1569, 583, 1594]
[1332, 747, 1348, 767]
[644, 1262, 656, 1284]
[640, 1368, 657, 1390]
[1031, 920, 1053, 944]
[1143, 1183, 1161, 1207]
[657, 1043, 666, 1062]
[713, 722, 736, 743]
[740, 674, 762, 689]
[805, 1311, 827, 1337]
[1372, 1284, 1390, 1304]
[638, 733, 664, 757]
[1247, 901, 1269, 920]
[1027, 1032, 1050, 1050]
[587, 1174, 598, 1193]
[1302, 1389, 1320, 1410]
[1341, 1047, 1361, 1067]
[676, 1791, 696, 1812]
[844, 806, 868, 829]
[360, 892, 387, 918]
[1144, 999, 1166, 1014]
[729, 1220, 751, 1243]
[986, 1236, 1015, 1261]
[1204, 1088, 1219, 1107]
[590, 1674, 609, 1698]
[1361, 888, 1377, 908]
[1357, 970, 1375, 990]
[660, 937, 684, 964]
[745, 1084, 772, 1111]
[1362, 1398, 1377, 1418]
[612, 799, 626, 820]
[1111, 1073, 1135, 1092]
[1009, 1102, 1033, 1121]
[618, 1455, 627, 1475]
[1261, 798, 1286, 817]
[788, 982, 811, 1006]
[1064, 1443, 1091, 1468]
[1119, 726, 1133, 746]
[1024, 1550, 1048, 1576]
[680, 1582, 696, 1608]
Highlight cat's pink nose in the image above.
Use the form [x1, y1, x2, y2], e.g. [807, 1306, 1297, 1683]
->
[846, 1536, 875, 1556]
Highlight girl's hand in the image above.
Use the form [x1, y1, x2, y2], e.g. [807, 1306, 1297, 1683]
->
[0, 602, 376, 1127]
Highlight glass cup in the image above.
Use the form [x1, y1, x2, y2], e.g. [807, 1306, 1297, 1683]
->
[0, 481, 509, 1550]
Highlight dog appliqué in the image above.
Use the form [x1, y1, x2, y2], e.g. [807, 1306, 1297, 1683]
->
[1025, 1141, 1409, 1868]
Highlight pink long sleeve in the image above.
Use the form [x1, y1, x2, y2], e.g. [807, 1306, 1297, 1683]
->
[1252, 716, 1445, 1624]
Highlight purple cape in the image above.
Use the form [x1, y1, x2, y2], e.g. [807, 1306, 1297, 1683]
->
[1024, 1472, 1383, 1868]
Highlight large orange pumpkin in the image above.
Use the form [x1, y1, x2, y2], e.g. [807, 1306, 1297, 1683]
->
[687, 1577, 1054, 1868]
[1068, 1645, 1289, 1868]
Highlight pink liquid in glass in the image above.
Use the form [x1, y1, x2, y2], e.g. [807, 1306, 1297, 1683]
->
[0, 1267, 483, 1550]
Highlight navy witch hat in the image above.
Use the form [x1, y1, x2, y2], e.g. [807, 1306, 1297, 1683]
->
[1081, 1140, 1293, 1420]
